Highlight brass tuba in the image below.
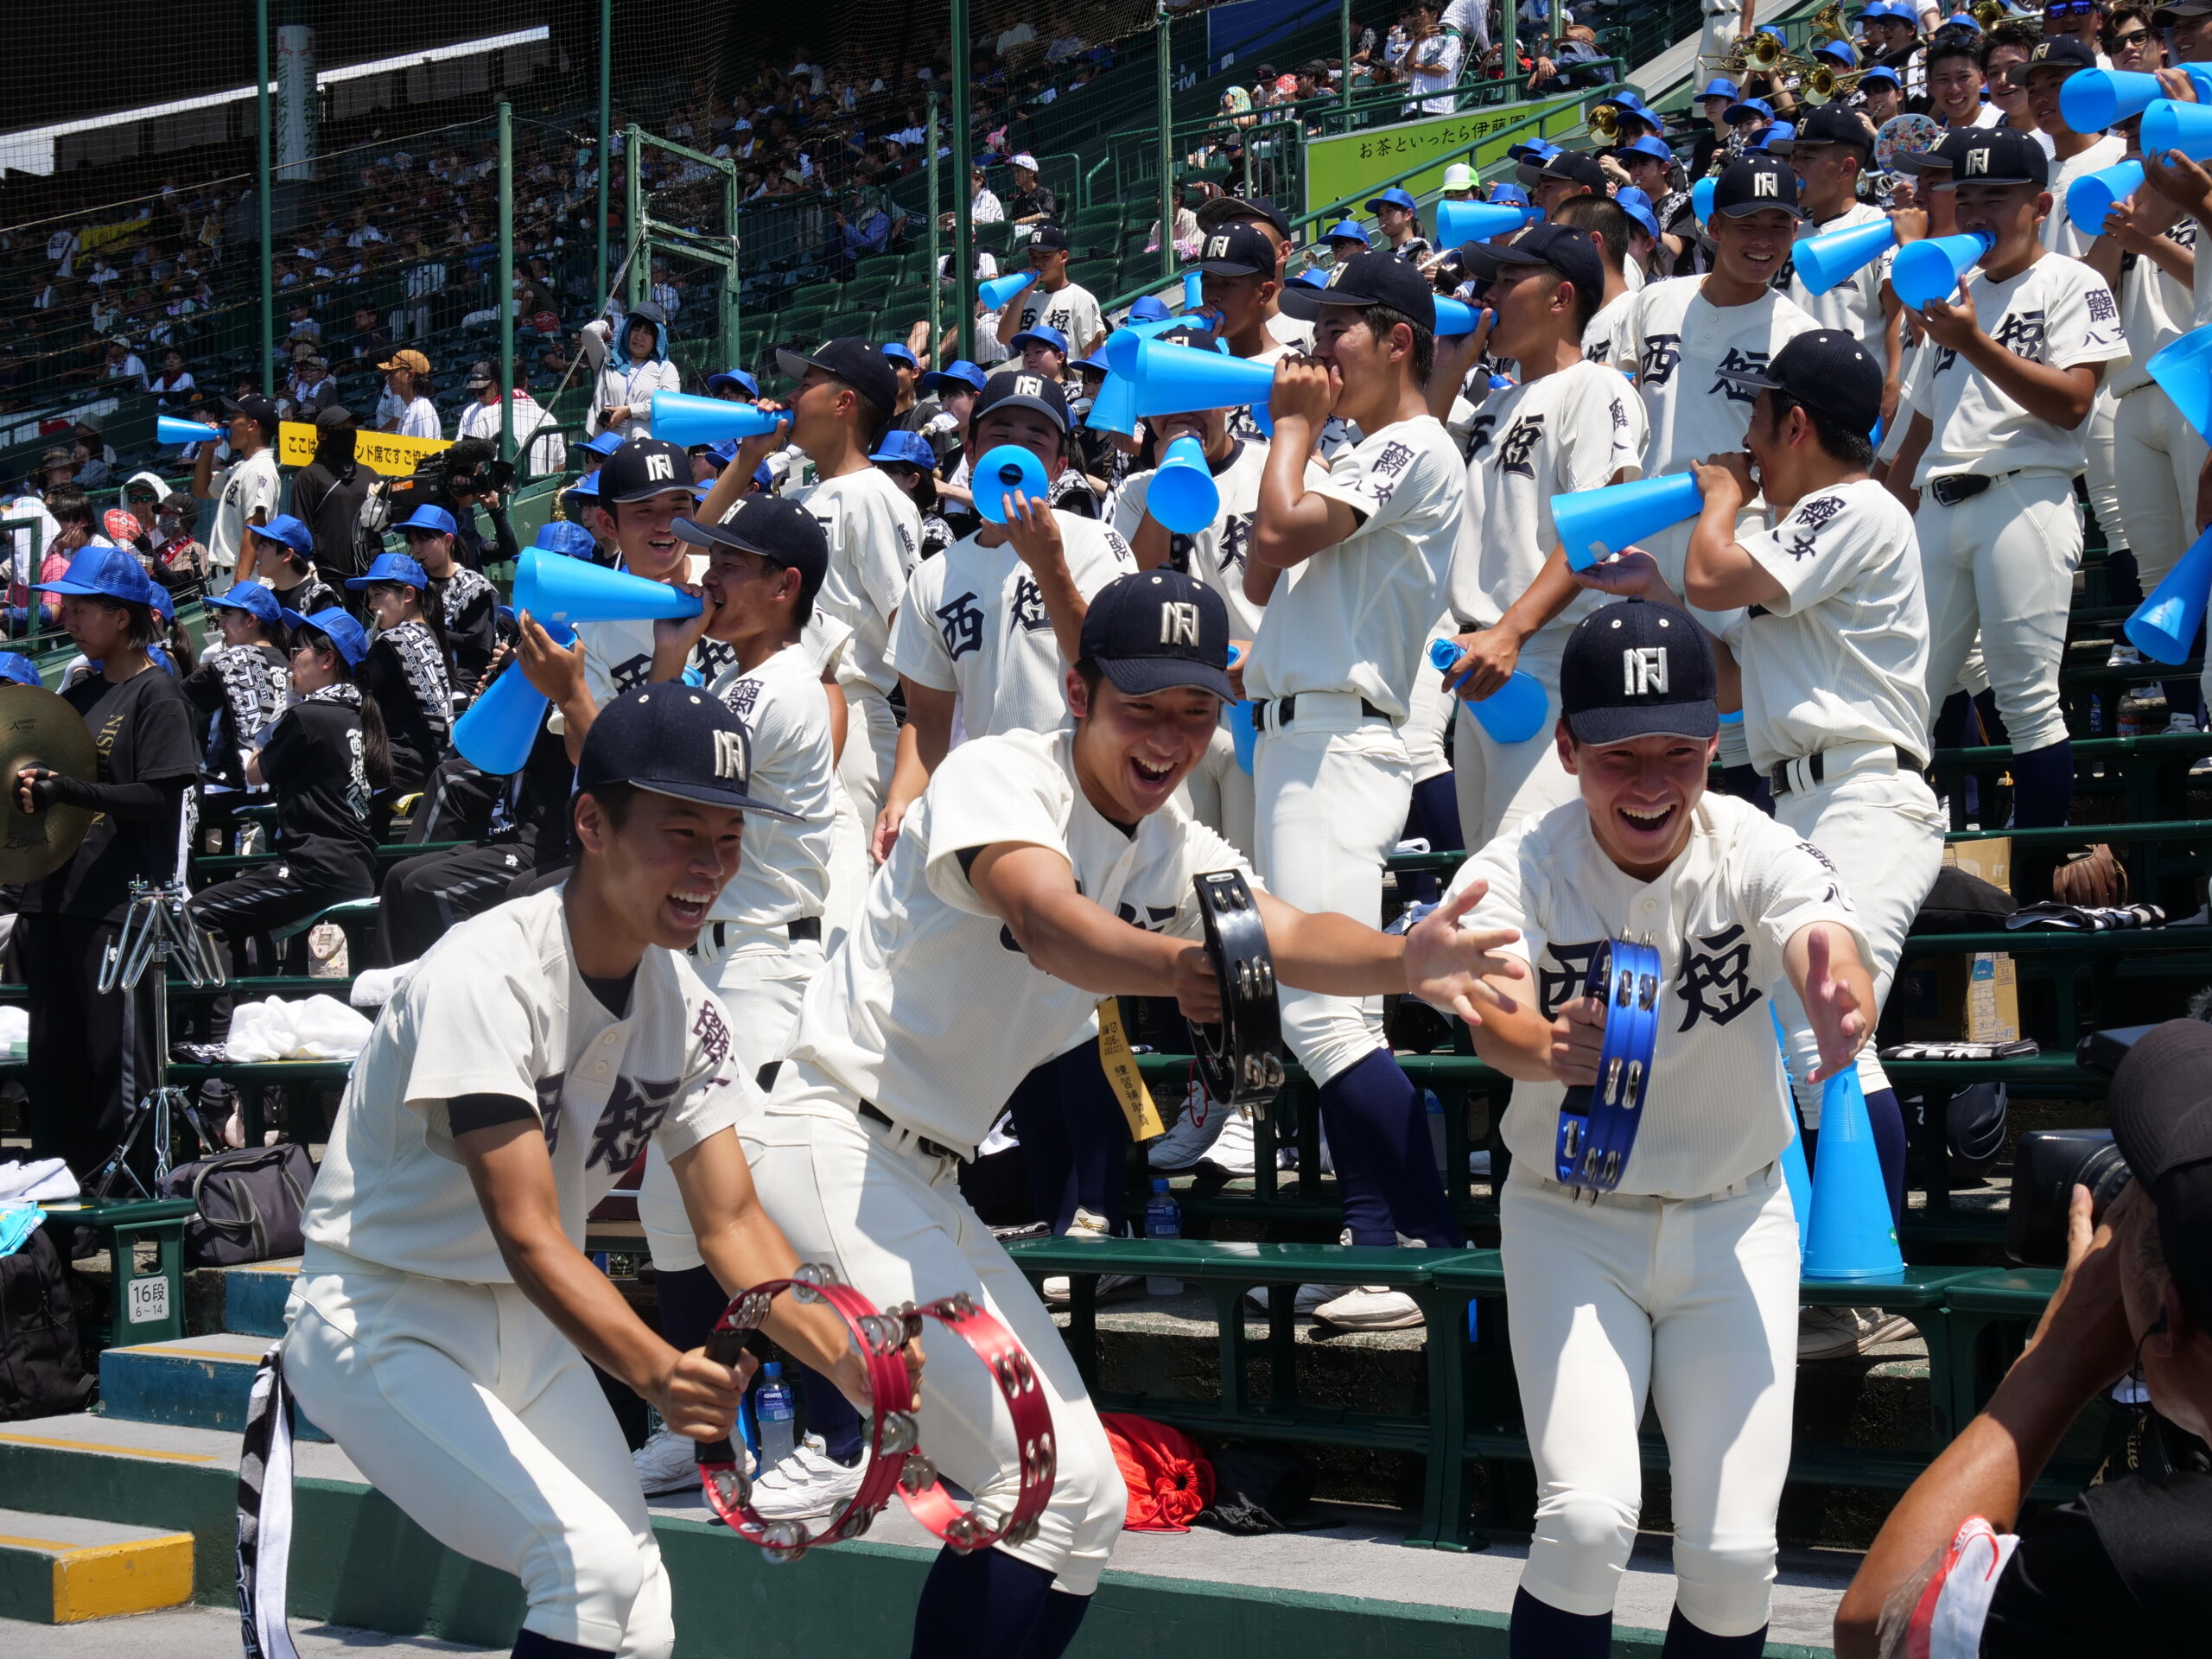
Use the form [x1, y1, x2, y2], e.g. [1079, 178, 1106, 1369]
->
[1808, 3, 1851, 45]
[1589, 103, 1622, 141]
[1969, 0, 2012, 25]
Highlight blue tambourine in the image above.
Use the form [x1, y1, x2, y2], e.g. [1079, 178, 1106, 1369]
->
[1554, 936, 1662, 1193]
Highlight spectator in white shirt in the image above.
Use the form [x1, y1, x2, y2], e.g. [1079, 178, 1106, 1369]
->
[996, 19, 1038, 57]
[102, 338, 148, 389]
[969, 167, 1006, 224]
[454, 361, 568, 477]
[378, 349, 442, 439]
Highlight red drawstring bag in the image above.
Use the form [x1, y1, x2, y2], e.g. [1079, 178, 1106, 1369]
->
[1101, 1412, 1214, 1532]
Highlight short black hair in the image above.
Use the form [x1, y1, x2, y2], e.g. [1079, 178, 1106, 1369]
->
[578, 779, 643, 830]
[1358, 302, 1435, 385]
[45, 486, 93, 528]
[1980, 17, 2042, 67]
[1514, 260, 1602, 335]
[1765, 386, 1875, 467]
[1926, 29, 1985, 71]
[831, 375, 892, 445]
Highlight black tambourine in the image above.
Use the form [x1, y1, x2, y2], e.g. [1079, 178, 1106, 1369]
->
[1186, 869, 1285, 1116]
[1554, 936, 1662, 1195]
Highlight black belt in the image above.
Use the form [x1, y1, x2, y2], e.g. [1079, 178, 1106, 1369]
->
[1927, 470, 2022, 508]
[1252, 694, 1393, 728]
[857, 1101, 958, 1160]
[707, 915, 822, 950]
[1770, 745, 1919, 796]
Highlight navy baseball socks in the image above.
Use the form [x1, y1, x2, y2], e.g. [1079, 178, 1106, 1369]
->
[512, 1633, 614, 1658]
[1316, 1049, 1462, 1247]
[911, 1544, 1088, 1659]
[1507, 1589, 1767, 1659]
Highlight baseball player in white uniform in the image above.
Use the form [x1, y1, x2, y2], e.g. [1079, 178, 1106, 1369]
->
[1244, 251, 1471, 1327]
[999, 224, 1107, 361]
[1772, 110, 1905, 410]
[1886, 128, 2129, 849]
[267, 687, 893, 1659]
[1447, 597, 1878, 1659]
[748, 569, 1522, 1657]
[1434, 226, 1649, 849]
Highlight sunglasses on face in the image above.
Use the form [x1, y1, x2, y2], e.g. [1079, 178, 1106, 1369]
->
[2109, 25, 2152, 43]
[2045, 0, 2095, 16]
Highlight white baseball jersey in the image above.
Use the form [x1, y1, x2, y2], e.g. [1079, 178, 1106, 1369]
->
[1619, 276, 1819, 479]
[1785, 200, 1891, 343]
[889, 512, 1135, 739]
[1110, 436, 1281, 639]
[2107, 220, 2199, 398]
[705, 641, 836, 926]
[2042, 136, 2129, 259]
[1243, 415, 1464, 717]
[302, 886, 750, 1281]
[1447, 791, 1867, 1198]
[1267, 308, 1314, 353]
[1580, 291, 1635, 369]
[577, 551, 709, 706]
[1015, 279, 1104, 355]
[1449, 360, 1648, 635]
[208, 448, 282, 574]
[792, 466, 922, 696]
[1910, 254, 2127, 486]
[1734, 478, 1932, 772]
[781, 726, 1259, 1154]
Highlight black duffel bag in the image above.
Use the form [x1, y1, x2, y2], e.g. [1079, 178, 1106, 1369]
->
[0, 1226, 94, 1421]
[160, 1143, 317, 1267]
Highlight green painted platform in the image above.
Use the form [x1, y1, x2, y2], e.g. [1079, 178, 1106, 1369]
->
[0, 1505, 194, 1623]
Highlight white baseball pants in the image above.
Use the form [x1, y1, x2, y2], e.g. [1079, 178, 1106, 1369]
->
[1404, 620, 1459, 788]
[1252, 706, 1412, 1085]
[1770, 764, 1947, 1125]
[1502, 1164, 1800, 1638]
[827, 689, 900, 948]
[284, 1255, 673, 1658]
[1698, 0, 1745, 67]
[639, 928, 823, 1274]
[2113, 382, 2210, 590]
[1451, 633, 1577, 853]
[2084, 387, 2126, 554]
[1916, 469, 2081, 756]
[741, 1067, 1127, 1593]
[1179, 718, 1256, 859]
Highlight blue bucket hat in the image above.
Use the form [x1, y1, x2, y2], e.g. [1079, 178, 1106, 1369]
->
[1324, 219, 1373, 245]
[282, 607, 372, 667]
[393, 504, 459, 537]
[1617, 134, 1675, 163]
[1009, 323, 1070, 356]
[345, 551, 430, 591]
[532, 520, 598, 559]
[1615, 187, 1663, 240]
[708, 369, 760, 398]
[1859, 64, 1904, 90]
[251, 513, 315, 558]
[36, 545, 160, 608]
[920, 359, 988, 396]
[566, 469, 603, 504]
[0, 652, 41, 689]
[1487, 182, 1531, 207]
[206, 579, 285, 627]
[1508, 136, 1562, 164]
[1726, 96, 1777, 125]
[870, 430, 937, 468]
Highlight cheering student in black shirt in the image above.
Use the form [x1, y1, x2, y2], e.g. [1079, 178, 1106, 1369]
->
[12, 548, 200, 1179]
[345, 551, 452, 809]
[189, 607, 387, 957]
[247, 515, 342, 620]
[183, 579, 291, 845]
[391, 504, 498, 696]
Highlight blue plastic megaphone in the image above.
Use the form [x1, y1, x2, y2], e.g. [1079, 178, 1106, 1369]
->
[1435, 199, 1533, 247]
[1429, 641, 1549, 742]
[1802, 1070, 1905, 1281]
[2066, 161, 2145, 232]
[1691, 176, 1717, 225]
[1103, 314, 1200, 377]
[1148, 435, 1221, 534]
[158, 414, 220, 446]
[452, 620, 577, 774]
[2149, 322, 2212, 444]
[511, 548, 703, 627]
[1228, 697, 1258, 774]
[2067, 64, 2212, 131]
[1433, 297, 1487, 338]
[2143, 96, 2212, 162]
[1891, 230, 1995, 309]
[1791, 219, 1897, 296]
[1552, 472, 1705, 571]
[2125, 524, 2212, 664]
[970, 444, 1050, 524]
[1183, 270, 1204, 310]
[979, 270, 1039, 312]
[1130, 339, 1279, 422]
[649, 391, 784, 447]
[1085, 372, 1140, 436]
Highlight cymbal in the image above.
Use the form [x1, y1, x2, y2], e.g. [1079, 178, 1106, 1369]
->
[0, 683, 97, 885]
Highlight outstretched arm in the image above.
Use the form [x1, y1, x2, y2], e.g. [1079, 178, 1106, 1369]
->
[1783, 921, 1875, 1083]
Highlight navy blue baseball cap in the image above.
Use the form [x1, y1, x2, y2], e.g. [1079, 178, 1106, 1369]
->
[575, 683, 802, 819]
[0, 652, 40, 689]
[1078, 569, 1233, 701]
[1725, 327, 1885, 434]
[920, 359, 988, 396]
[1934, 126, 2049, 188]
[775, 335, 899, 417]
[708, 369, 760, 398]
[1009, 323, 1071, 356]
[394, 504, 459, 537]
[206, 579, 285, 626]
[37, 544, 160, 608]
[598, 438, 695, 503]
[673, 494, 830, 607]
[1278, 248, 1437, 331]
[1194, 222, 1276, 275]
[869, 430, 936, 467]
[1713, 156, 1807, 219]
[1560, 599, 1718, 745]
[1492, 223, 1606, 313]
[282, 607, 372, 667]
[532, 520, 598, 559]
[346, 550, 430, 591]
[1365, 186, 1419, 213]
[972, 367, 1072, 434]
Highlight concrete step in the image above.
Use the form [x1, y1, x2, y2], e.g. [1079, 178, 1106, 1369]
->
[216, 1258, 301, 1338]
[97, 1332, 327, 1441]
[0, 1505, 194, 1624]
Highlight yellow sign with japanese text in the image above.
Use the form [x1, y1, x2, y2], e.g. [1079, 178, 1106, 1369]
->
[277, 422, 450, 478]
[1302, 96, 1591, 221]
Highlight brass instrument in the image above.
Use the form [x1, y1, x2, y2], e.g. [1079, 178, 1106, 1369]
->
[1969, 0, 2012, 26]
[1590, 103, 1621, 141]
[1808, 3, 1850, 45]
[1749, 31, 1789, 68]
[1805, 64, 1868, 104]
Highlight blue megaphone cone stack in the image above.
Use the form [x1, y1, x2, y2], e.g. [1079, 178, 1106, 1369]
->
[1148, 435, 1221, 534]
[648, 391, 784, 447]
[2125, 524, 2212, 664]
[1802, 1069, 1904, 1281]
[1552, 472, 1705, 571]
[1435, 200, 1534, 247]
[1891, 231, 1994, 309]
[2067, 161, 2144, 232]
[1130, 339, 1277, 434]
[1103, 315, 1192, 376]
[1086, 372, 1140, 436]
[979, 270, 1039, 312]
[970, 444, 1050, 524]
[158, 415, 220, 446]
[512, 549, 704, 627]
[1428, 639, 1548, 742]
[1183, 270, 1204, 310]
[2149, 324, 2212, 444]
[453, 620, 577, 774]
[1791, 219, 1897, 296]
[2144, 96, 2212, 161]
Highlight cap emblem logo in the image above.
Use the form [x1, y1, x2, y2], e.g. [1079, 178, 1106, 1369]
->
[1752, 169, 1778, 198]
[1014, 373, 1046, 397]
[645, 452, 675, 482]
[711, 728, 746, 780]
[1624, 646, 1669, 696]
[1964, 149, 1989, 176]
[1207, 234, 1231, 257]
[1160, 601, 1201, 646]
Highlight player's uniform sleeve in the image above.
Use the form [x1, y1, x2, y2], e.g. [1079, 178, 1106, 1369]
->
[1308, 429, 1455, 539]
[855, 490, 917, 618]
[2042, 260, 2130, 371]
[1065, 520, 1138, 597]
[887, 556, 958, 694]
[397, 943, 547, 1154]
[1441, 819, 1542, 972]
[243, 457, 281, 522]
[1561, 371, 1646, 492]
[653, 973, 760, 1160]
[1738, 488, 1887, 612]
[1736, 812, 1872, 984]
[918, 739, 1073, 917]
[1110, 473, 1154, 542]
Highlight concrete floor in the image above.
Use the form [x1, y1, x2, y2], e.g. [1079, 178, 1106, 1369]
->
[0, 1607, 493, 1656]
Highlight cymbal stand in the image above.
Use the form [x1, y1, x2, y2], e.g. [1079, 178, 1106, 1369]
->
[88, 880, 225, 1200]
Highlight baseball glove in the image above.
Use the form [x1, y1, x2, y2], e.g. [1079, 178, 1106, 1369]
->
[2051, 844, 2128, 909]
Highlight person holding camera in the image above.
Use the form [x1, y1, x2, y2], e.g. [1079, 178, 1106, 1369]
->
[1836, 1017, 2212, 1656]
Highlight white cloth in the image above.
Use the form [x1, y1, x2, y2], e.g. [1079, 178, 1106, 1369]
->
[797, 467, 923, 697]
[390, 396, 441, 441]
[1580, 290, 1635, 369]
[2113, 381, 2210, 590]
[454, 392, 568, 474]
[2042, 136, 2129, 259]
[1451, 640, 1578, 852]
[704, 642, 836, 927]
[589, 355, 682, 442]
[224, 995, 373, 1061]
[1178, 719, 1255, 859]
[1501, 1164, 1799, 1637]
[1620, 277, 1818, 484]
[2106, 218, 2196, 399]
[1013, 280, 1104, 358]
[1447, 791, 1867, 1197]
[208, 448, 282, 575]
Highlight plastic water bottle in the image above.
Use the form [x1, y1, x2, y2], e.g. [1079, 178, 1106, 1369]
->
[1143, 1179, 1183, 1296]
[754, 1363, 796, 1469]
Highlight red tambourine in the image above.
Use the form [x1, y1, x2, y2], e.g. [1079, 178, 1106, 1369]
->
[693, 1262, 1056, 1562]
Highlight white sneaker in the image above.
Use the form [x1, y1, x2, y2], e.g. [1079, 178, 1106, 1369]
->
[1312, 1287, 1425, 1330]
[634, 1426, 709, 1497]
[1149, 1080, 1233, 1170]
[1205, 1107, 1258, 1176]
[2167, 713, 2200, 735]
[1244, 1281, 1333, 1314]
[1042, 1207, 1142, 1304]
[750, 1444, 869, 1522]
[1798, 1306, 1916, 1360]
[2108, 643, 2145, 669]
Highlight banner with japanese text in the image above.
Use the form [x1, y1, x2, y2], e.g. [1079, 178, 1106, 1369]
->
[1302, 96, 1591, 219]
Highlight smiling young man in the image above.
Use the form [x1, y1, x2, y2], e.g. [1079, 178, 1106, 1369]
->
[752, 568, 1523, 1659]
[263, 686, 880, 1659]
[1445, 596, 1878, 1659]
[1885, 127, 2127, 855]
[1771, 109, 1905, 410]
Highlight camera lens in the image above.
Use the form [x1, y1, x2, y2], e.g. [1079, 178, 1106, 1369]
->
[2077, 1141, 2134, 1220]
